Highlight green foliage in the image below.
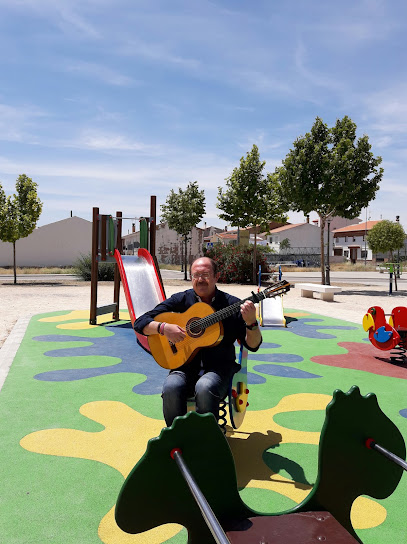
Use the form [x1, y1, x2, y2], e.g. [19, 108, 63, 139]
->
[217, 145, 287, 229]
[0, 174, 43, 283]
[276, 116, 383, 282]
[205, 243, 270, 284]
[277, 116, 383, 220]
[0, 174, 43, 243]
[160, 181, 205, 237]
[161, 181, 205, 279]
[367, 220, 406, 259]
[217, 145, 287, 282]
[280, 238, 291, 251]
[73, 253, 115, 281]
[0, 185, 7, 230]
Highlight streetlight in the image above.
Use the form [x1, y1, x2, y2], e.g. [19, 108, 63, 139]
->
[364, 207, 368, 266]
[326, 219, 332, 285]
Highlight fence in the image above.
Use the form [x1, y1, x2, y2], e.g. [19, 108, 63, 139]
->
[266, 248, 321, 268]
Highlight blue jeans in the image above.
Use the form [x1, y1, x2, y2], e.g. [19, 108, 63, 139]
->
[162, 367, 235, 427]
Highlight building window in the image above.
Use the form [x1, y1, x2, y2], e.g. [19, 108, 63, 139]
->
[344, 250, 349, 258]
[345, 236, 348, 242]
[361, 250, 368, 259]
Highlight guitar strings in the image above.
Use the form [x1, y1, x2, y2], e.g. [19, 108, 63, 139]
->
[185, 283, 289, 335]
[161, 283, 290, 359]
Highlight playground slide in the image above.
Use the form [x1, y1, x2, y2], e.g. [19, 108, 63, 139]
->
[260, 295, 286, 327]
[114, 248, 165, 351]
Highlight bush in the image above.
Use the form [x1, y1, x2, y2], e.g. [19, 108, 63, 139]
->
[73, 253, 115, 281]
[205, 243, 270, 283]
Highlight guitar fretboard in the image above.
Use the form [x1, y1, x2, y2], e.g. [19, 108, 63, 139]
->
[188, 282, 289, 334]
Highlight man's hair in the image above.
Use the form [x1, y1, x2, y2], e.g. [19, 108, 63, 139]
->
[190, 257, 218, 276]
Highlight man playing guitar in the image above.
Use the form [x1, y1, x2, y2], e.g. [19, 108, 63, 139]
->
[133, 256, 262, 427]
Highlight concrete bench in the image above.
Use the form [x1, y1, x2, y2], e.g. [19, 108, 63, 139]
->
[295, 283, 342, 302]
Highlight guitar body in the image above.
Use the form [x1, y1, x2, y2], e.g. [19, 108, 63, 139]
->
[148, 302, 223, 369]
[147, 281, 290, 370]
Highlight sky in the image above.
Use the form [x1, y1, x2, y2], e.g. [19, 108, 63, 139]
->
[0, 0, 406, 235]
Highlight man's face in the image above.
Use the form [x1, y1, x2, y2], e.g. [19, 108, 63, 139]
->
[190, 258, 218, 300]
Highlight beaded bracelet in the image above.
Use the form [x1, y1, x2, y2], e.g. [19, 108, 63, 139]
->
[157, 322, 166, 335]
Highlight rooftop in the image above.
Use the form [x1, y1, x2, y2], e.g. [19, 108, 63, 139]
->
[334, 220, 380, 234]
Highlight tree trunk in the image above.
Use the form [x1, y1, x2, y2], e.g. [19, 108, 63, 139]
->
[320, 218, 326, 285]
[13, 241, 17, 285]
[184, 235, 188, 281]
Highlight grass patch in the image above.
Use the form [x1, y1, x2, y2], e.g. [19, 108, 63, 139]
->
[159, 264, 182, 271]
[0, 262, 388, 275]
[0, 266, 76, 274]
[277, 263, 379, 272]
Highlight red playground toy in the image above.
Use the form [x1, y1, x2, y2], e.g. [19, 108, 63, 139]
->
[363, 306, 407, 363]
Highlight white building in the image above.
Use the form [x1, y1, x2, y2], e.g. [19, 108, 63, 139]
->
[122, 222, 223, 265]
[333, 221, 379, 263]
[261, 222, 322, 253]
[0, 216, 92, 267]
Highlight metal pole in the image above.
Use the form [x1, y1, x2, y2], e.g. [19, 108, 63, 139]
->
[366, 439, 407, 472]
[364, 208, 368, 266]
[171, 449, 230, 544]
[389, 263, 393, 295]
[396, 215, 400, 276]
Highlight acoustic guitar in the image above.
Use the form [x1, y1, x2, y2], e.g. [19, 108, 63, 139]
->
[148, 280, 290, 369]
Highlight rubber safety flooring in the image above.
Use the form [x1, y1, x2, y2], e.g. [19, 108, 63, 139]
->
[0, 308, 406, 543]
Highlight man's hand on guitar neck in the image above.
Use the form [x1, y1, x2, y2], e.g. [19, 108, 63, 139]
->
[142, 321, 186, 344]
[240, 300, 257, 326]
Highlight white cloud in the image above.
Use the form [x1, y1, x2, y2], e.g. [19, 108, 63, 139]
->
[0, 103, 48, 143]
[0, 0, 102, 39]
[67, 130, 161, 153]
[119, 38, 202, 72]
[63, 61, 138, 86]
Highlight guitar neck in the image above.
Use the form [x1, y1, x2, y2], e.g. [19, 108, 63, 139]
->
[198, 282, 289, 329]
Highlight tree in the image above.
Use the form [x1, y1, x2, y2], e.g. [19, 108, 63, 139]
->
[161, 181, 205, 280]
[276, 116, 383, 283]
[0, 174, 43, 284]
[280, 238, 291, 253]
[217, 144, 287, 283]
[367, 220, 406, 261]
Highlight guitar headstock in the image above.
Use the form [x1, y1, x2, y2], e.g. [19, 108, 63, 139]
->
[262, 280, 291, 299]
[248, 281, 291, 304]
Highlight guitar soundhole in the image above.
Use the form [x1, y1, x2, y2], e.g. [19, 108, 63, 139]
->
[187, 318, 205, 338]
